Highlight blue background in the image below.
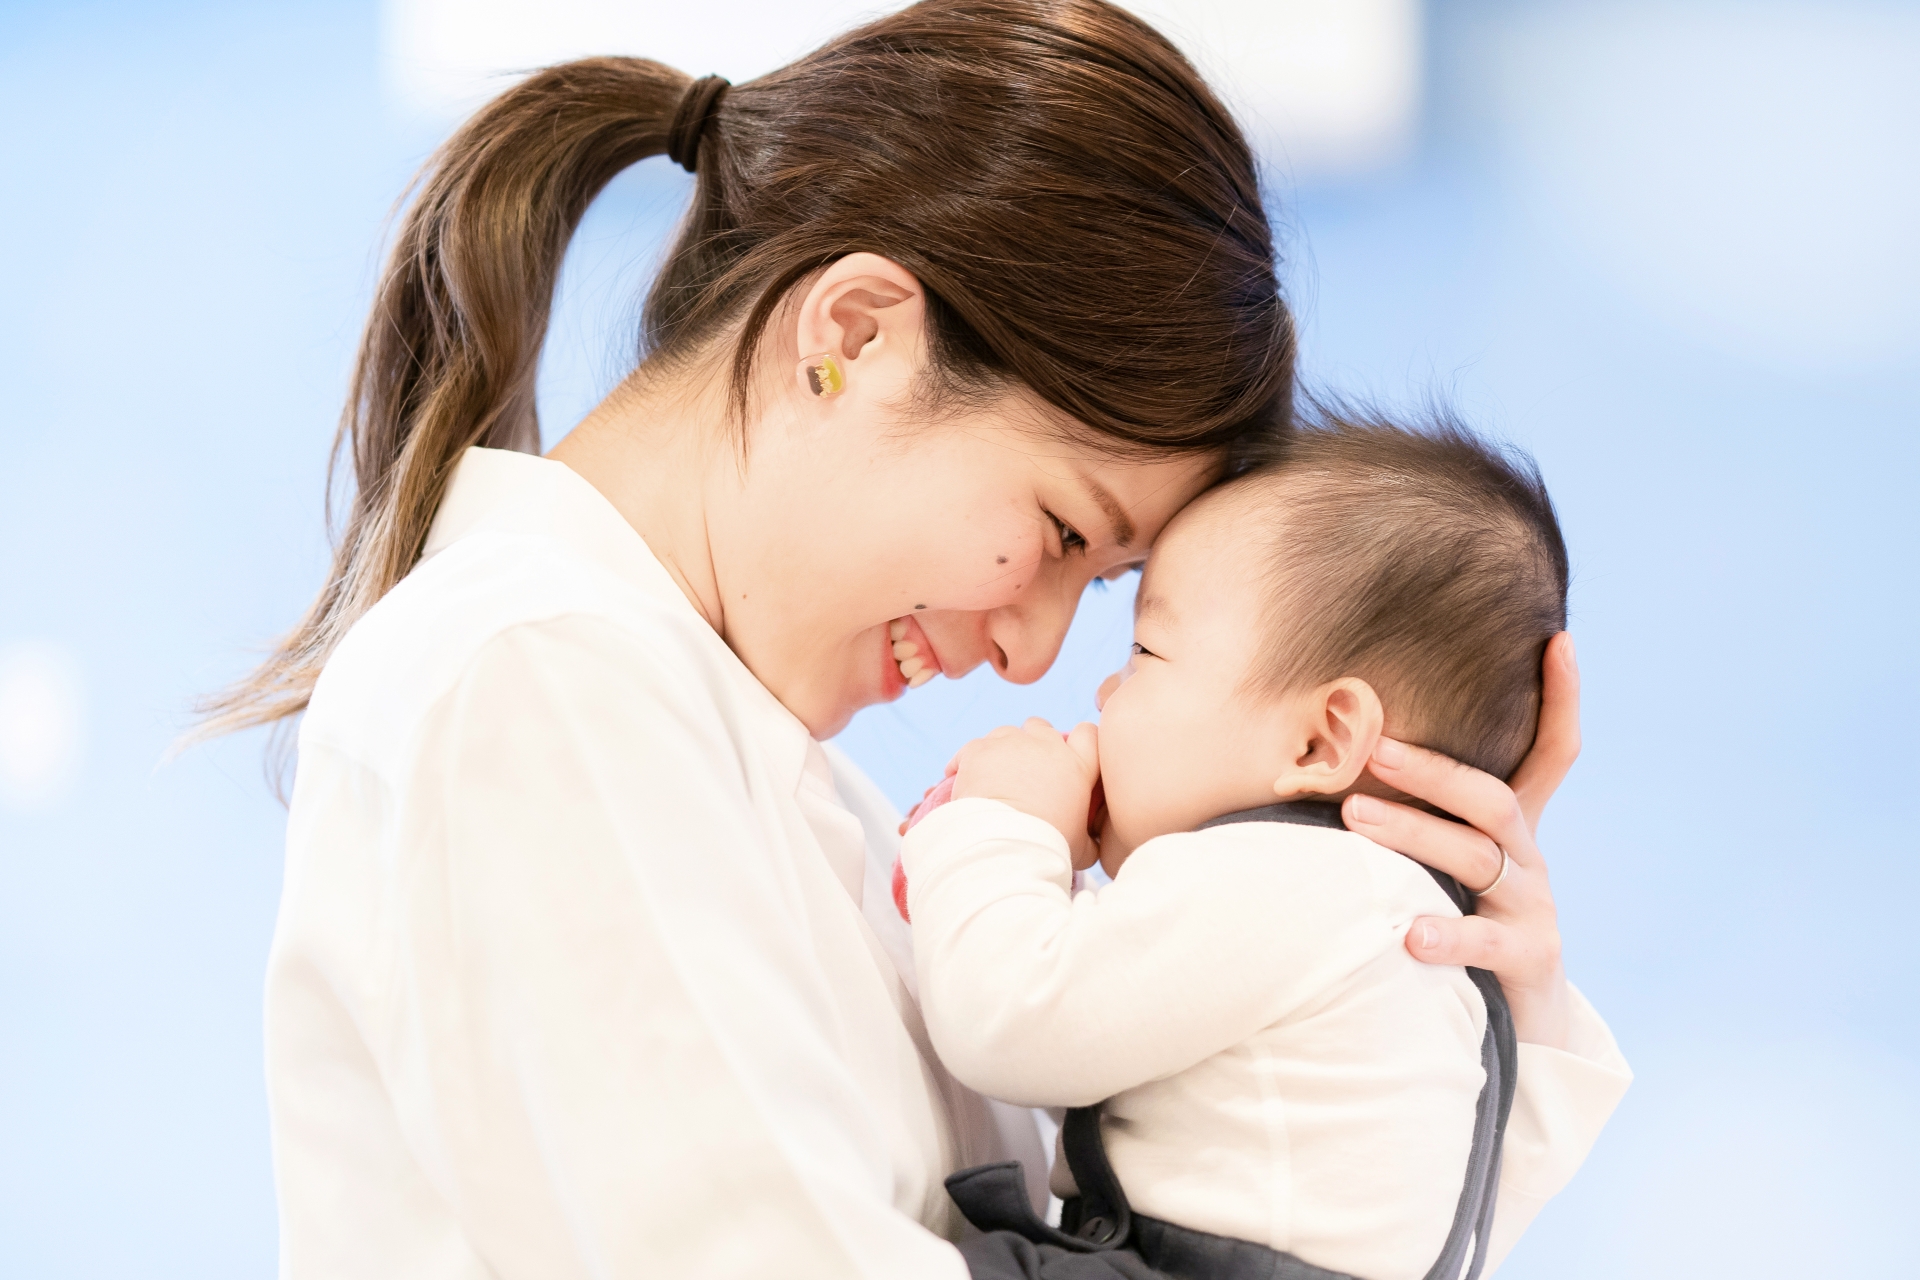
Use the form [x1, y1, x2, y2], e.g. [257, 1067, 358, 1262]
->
[2, 1, 1915, 1275]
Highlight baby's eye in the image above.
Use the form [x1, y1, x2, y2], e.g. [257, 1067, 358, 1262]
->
[1047, 511, 1088, 554]
[1130, 642, 1155, 657]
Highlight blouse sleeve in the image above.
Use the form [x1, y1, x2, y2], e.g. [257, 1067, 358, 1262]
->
[364, 615, 967, 1280]
[1484, 984, 1633, 1272]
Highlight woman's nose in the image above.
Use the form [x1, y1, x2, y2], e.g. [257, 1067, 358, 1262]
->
[984, 573, 1082, 684]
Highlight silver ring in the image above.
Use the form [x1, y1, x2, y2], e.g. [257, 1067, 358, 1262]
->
[1474, 851, 1514, 898]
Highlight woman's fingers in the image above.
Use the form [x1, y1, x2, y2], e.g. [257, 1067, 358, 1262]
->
[1407, 912, 1519, 971]
[1358, 719, 1576, 1050]
[1406, 912, 1492, 968]
[1359, 737, 1534, 867]
[1407, 913, 1571, 1049]
[1343, 792, 1507, 891]
[1507, 632, 1581, 833]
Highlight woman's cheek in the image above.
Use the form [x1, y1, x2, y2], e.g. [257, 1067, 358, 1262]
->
[923, 535, 1046, 612]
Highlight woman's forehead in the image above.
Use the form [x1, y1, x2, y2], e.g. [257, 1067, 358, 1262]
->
[1075, 450, 1223, 535]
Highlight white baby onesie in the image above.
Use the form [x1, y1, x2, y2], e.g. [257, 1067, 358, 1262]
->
[901, 798, 1632, 1280]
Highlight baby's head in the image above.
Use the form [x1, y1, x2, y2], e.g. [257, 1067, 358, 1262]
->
[1091, 404, 1568, 872]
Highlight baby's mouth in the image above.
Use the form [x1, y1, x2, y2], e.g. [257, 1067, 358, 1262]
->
[889, 617, 939, 689]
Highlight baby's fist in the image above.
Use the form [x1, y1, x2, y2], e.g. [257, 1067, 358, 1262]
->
[952, 718, 1100, 864]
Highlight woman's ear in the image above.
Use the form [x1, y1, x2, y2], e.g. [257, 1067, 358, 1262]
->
[791, 252, 925, 387]
[1270, 678, 1385, 801]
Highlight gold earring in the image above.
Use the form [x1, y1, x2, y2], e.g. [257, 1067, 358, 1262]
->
[799, 353, 845, 398]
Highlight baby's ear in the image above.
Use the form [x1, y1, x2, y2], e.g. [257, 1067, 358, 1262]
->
[1271, 678, 1385, 800]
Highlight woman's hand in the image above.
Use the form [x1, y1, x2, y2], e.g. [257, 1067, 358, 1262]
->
[1339, 633, 1581, 1049]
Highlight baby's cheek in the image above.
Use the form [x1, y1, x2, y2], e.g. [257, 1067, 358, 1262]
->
[1095, 721, 1171, 839]
[1101, 690, 1226, 845]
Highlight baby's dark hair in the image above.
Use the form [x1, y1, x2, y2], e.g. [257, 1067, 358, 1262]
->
[1233, 399, 1568, 781]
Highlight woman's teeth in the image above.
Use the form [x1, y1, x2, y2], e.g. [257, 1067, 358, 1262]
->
[889, 618, 935, 688]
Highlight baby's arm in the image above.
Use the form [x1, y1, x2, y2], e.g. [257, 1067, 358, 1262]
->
[902, 795, 1399, 1108]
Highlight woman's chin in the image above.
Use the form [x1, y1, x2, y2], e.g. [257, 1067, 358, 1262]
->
[773, 668, 866, 740]
[799, 627, 929, 740]
[806, 702, 858, 740]
[813, 671, 902, 742]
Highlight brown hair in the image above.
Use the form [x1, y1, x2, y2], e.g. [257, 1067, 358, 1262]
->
[1233, 401, 1569, 781]
[200, 0, 1295, 740]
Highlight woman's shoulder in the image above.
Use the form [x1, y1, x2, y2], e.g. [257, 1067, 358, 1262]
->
[304, 525, 726, 766]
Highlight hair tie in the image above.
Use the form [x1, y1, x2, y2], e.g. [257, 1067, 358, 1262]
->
[666, 75, 730, 173]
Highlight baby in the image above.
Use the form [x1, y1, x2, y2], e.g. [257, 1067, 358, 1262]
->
[898, 409, 1630, 1280]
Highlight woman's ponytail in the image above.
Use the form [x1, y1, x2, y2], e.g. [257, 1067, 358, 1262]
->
[200, 57, 697, 740]
[212, 1, 1299, 752]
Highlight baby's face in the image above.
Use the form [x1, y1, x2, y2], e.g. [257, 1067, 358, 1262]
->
[1094, 493, 1298, 873]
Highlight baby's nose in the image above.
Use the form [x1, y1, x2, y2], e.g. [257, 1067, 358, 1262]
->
[1095, 670, 1125, 710]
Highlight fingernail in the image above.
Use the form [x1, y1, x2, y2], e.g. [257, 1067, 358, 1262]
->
[1348, 794, 1385, 825]
[1373, 737, 1407, 768]
[1415, 923, 1438, 950]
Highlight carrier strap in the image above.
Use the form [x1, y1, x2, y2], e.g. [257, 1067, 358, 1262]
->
[1194, 802, 1518, 1280]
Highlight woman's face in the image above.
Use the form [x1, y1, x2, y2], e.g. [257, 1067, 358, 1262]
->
[633, 253, 1222, 738]
[712, 396, 1217, 739]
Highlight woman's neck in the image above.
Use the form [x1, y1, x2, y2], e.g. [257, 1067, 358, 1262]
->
[547, 371, 731, 635]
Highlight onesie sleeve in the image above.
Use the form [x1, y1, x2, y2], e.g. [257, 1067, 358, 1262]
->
[1483, 984, 1633, 1272]
[900, 797, 1416, 1107]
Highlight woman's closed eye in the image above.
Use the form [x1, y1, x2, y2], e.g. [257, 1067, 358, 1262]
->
[1046, 510, 1088, 554]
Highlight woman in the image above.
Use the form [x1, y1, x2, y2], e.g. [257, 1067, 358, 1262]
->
[210, 2, 1622, 1276]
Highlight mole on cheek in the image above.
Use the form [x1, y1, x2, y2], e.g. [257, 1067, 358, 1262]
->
[997, 555, 1008, 564]
[915, 604, 926, 610]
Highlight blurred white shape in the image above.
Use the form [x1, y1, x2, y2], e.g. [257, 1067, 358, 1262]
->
[0, 640, 86, 813]
[1494, 1, 1920, 373]
[1128, 0, 1421, 176]
[381, 0, 1420, 177]
[381, 0, 895, 118]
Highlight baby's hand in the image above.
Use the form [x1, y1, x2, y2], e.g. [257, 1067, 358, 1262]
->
[952, 718, 1100, 866]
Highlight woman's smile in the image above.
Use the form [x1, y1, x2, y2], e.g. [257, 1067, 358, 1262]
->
[887, 614, 944, 692]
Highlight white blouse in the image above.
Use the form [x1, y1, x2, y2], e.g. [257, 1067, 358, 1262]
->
[267, 447, 1043, 1279]
[903, 799, 1634, 1280]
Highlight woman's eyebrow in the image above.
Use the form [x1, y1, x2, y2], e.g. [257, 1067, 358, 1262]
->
[1083, 475, 1136, 548]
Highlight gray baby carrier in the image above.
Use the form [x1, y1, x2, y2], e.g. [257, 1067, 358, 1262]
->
[950, 801, 1520, 1280]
